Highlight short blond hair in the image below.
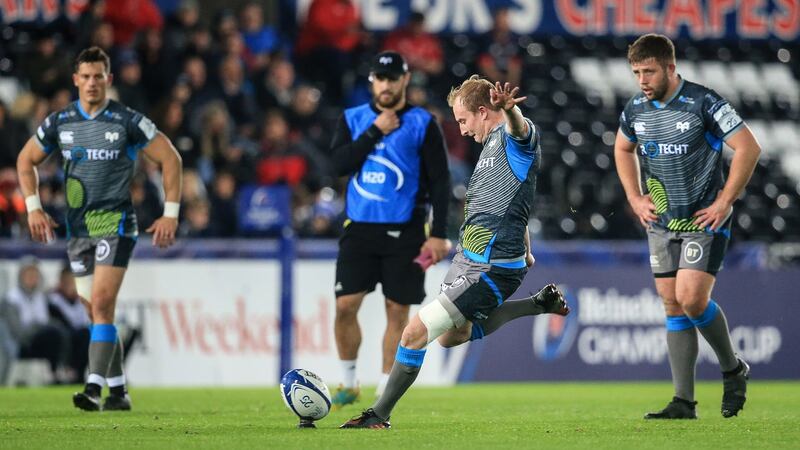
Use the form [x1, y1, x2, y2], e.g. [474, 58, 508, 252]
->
[447, 75, 499, 112]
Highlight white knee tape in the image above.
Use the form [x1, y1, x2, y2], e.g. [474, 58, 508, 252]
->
[418, 295, 456, 344]
[75, 275, 93, 302]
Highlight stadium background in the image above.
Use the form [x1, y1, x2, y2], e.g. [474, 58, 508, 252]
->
[0, 0, 798, 388]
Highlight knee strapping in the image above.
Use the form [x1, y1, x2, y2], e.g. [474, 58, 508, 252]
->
[418, 294, 462, 344]
[75, 275, 93, 302]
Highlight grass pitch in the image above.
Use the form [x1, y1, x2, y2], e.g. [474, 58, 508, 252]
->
[1, 381, 798, 449]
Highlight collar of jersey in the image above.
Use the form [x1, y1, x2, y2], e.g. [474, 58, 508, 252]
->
[75, 99, 110, 120]
[651, 77, 685, 109]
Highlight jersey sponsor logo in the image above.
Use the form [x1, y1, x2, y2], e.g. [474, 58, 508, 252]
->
[684, 241, 704, 264]
[62, 147, 122, 161]
[96, 239, 111, 261]
[352, 155, 404, 202]
[475, 156, 496, 170]
[712, 103, 742, 134]
[640, 141, 689, 158]
[633, 122, 646, 133]
[138, 117, 157, 140]
[105, 131, 120, 143]
[59, 130, 74, 144]
[676, 121, 690, 133]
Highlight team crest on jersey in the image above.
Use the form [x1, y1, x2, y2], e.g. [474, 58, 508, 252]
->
[105, 131, 119, 143]
[59, 131, 74, 144]
[676, 121, 690, 133]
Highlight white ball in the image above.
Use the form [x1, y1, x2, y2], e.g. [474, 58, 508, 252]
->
[280, 369, 332, 421]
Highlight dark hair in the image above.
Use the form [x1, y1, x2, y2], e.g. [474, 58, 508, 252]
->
[74, 46, 111, 73]
[627, 34, 676, 66]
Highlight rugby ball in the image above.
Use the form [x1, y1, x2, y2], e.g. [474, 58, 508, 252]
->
[280, 369, 332, 421]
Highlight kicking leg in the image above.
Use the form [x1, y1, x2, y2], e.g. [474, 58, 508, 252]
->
[377, 299, 410, 397]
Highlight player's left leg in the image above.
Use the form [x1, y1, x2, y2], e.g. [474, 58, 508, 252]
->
[677, 269, 748, 417]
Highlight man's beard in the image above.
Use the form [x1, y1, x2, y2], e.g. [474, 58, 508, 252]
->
[375, 91, 402, 109]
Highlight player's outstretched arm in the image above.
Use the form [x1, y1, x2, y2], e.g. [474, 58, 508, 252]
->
[614, 129, 656, 228]
[693, 126, 761, 231]
[17, 137, 58, 242]
[142, 132, 183, 248]
[490, 82, 528, 139]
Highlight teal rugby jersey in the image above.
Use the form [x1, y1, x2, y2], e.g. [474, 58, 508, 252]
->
[619, 78, 744, 232]
[460, 118, 540, 267]
[35, 100, 157, 238]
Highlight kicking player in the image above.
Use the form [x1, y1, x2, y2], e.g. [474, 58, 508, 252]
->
[17, 47, 183, 411]
[340, 77, 569, 429]
[614, 34, 760, 419]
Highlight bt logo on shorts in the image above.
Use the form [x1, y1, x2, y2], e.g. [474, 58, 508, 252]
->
[684, 242, 704, 264]
[96, 240, 111, 261]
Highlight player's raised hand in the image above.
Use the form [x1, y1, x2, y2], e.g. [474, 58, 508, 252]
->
[373, 110, 400, 135]
[693, 196, 733, 231]
[146, 216, 178, 249]
[490, 82, 527, 111]
[27, 209, 58, 243]
[629, 193, 658, 228]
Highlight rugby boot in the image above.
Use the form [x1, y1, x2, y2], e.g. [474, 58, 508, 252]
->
[340, 408, 391, 429]
[532, 283, 570, 316]
[73, 391, 101, 412]
[103, 394, 132, 411]
[331, 384, 361, 410]
[644, 396, 698, 419]
[722, 358, 750, 418]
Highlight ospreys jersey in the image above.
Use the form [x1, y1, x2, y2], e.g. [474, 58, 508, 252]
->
[35, 100, 157, 238]
[619, 78, 744, 232]
[460, 119, 540, 268]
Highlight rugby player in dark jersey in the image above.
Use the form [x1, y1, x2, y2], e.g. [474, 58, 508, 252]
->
[17, 47, 183, 412]
[614, 34, 761, 419]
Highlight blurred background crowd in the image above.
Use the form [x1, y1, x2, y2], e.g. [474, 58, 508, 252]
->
[0, 0, 797, 245]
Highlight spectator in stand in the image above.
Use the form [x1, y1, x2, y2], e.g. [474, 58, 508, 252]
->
[47, 265, 91, 384]
[382, 11, 444, 80]
[217, 54, 257, 137]
[208, 169, 238, 237]
[178, 199, 215, 237]
[114, 50, 149, 114]
[197, 101, 233, 182]
[287, 85, 329, 156]
[74, 0, 107, 50]
[0, 257, 69, 383]
[19, 34, 73, 99]
[183, 56, 222, 131]
[103, 0, 163, 47]
[89, 22, 116, 56]
[239, 1, 281, 72]
[164, 0, 200, 56]
[0, 100, 28, 169]
[477, 8, 522, 89]
[256, 110, 309, 187]
[138, 27, 181, 107]
[295, 0, 367, 102]
[0, 168, 24, 237]
[152, 99, 197, 168]
[255, 58, 295, 112]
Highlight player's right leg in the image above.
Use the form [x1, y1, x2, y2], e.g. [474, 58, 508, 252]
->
[74, 265, 126, 411]
[645, 229, 699, 419]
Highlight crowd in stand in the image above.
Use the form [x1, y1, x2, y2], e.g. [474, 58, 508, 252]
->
[0, 0, 797, 243]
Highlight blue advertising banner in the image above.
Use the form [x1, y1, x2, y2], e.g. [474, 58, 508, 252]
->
[237, 185, 292, 234]
[459, 266, 799, 381]
[288, 0, 799, 40]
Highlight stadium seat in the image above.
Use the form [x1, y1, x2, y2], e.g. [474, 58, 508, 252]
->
[699, 62, 739, 104]
[761, 63, 800, 110]
[570, 58, 615, 108]
[730, 62, 771, 106]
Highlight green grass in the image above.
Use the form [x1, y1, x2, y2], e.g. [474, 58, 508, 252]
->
[1, 382, 799, 449]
